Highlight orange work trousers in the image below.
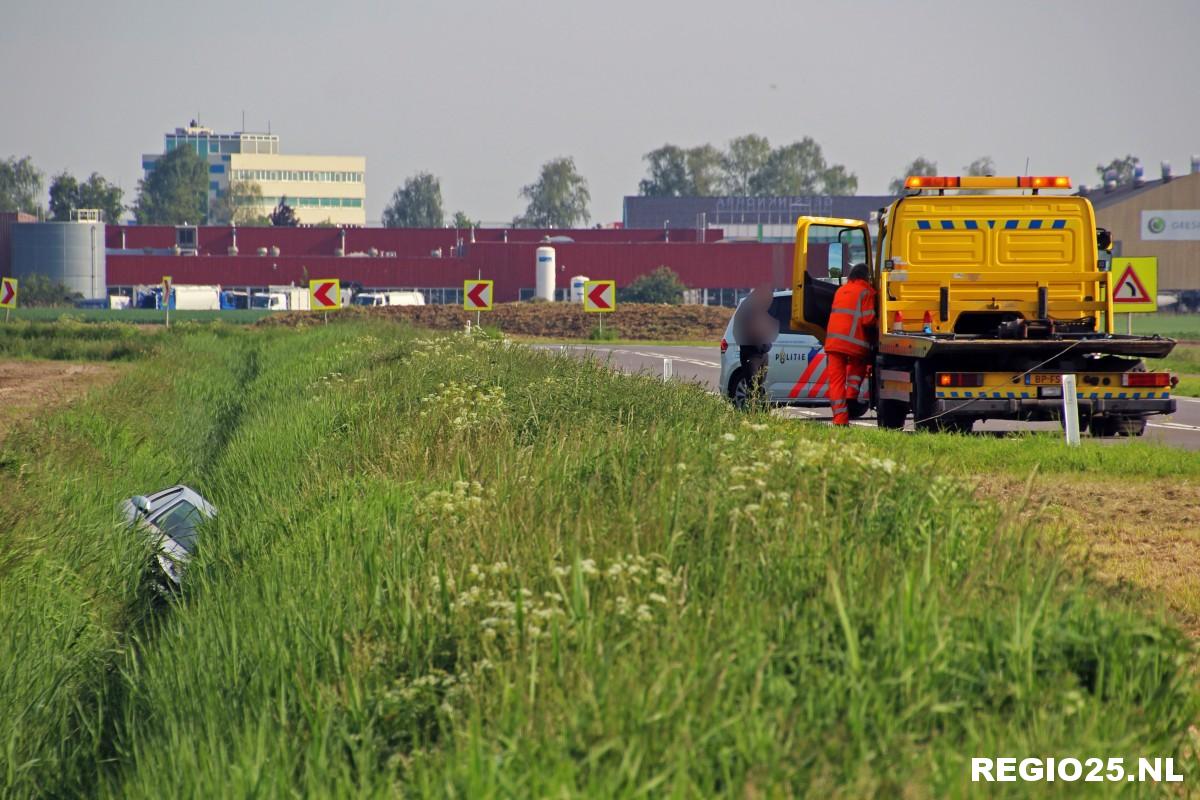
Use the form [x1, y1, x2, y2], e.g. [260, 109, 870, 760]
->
[826, 352, 868, 426]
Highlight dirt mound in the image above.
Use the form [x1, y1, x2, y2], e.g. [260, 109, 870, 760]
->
[261, 302, 735, 340]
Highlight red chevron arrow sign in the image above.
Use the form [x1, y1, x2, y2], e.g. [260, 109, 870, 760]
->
[309, 279, 340, 309]
[463, 279, 493, 311]
[583, 280, 616, 313]
[0, 277, 15, 309]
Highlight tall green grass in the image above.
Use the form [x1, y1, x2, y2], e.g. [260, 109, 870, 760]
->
[0, 319, 163, 360]
[0, 322, 1196, 797]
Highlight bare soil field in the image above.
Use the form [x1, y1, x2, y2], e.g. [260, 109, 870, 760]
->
[260, 302, 736, 340]
[0, 360, 122, 440]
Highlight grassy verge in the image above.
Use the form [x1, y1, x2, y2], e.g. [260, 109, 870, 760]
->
[512, 335, 718, 348]
[1, 321, 1197, 797]
[1157, 343, 1200, 397]
[1128, 312, 1200, 340]
[0, 319, 164, 360]
[7, 307, 273, 324]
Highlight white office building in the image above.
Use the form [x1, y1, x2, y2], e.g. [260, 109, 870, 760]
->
[142, 122, 367, 226]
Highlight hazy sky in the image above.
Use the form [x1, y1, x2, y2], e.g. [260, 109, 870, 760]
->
[3, 0, 1198, 225]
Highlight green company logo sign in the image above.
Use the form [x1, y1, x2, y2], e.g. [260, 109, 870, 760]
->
[1147, 216, 1166, 234]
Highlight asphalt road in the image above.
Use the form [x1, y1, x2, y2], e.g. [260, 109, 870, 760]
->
[547, 344, 1200, 451]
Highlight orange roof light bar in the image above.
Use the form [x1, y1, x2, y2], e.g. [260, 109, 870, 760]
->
[904, 176, 960, 189]
[905, 176, 1073, 190]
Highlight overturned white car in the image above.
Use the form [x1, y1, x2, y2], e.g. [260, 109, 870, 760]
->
[120, 485, 216, 586]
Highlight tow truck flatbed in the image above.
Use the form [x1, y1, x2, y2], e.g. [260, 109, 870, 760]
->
[880, 333, 1176, 360]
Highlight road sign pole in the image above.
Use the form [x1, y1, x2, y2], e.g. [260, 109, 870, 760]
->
[1062, 374, 1080, 446]
[1127, 313, 1132, 335]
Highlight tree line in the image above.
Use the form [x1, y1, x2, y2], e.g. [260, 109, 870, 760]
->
[0, 145, 1158, 230]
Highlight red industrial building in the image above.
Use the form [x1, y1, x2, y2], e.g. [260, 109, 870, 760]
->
[102, 224, 796, 305]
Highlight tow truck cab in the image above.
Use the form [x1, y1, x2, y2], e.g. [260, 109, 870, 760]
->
[789, 175, 1176, 435]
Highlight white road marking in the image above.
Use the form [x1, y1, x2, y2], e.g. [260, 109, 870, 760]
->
[1174, 396, 1200, 405]
[1149, 421, 1200, 433]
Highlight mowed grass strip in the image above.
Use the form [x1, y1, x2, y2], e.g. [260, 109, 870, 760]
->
[0, 321, 1196, 797]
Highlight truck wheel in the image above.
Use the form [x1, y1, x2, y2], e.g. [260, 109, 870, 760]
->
[1116, 417, 1147, 437]
[877, 399, 909, 429]
[1088, 416, 1145, 437]
[848, 400, 869, 420]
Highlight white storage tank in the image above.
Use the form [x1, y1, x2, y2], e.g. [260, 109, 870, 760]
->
[535, 246, 556, 301]
[570, 275, 589, 303]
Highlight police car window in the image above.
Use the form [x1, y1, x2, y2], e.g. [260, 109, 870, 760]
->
[768, 297, 804, 335]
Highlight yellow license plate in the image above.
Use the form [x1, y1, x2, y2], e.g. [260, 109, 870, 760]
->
[1028, 374, 1062, 385]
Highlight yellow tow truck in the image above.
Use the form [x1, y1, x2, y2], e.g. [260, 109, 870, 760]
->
[790, 175, 1177, 435]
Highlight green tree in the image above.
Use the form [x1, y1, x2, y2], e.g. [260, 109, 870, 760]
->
[964, 156, 996, 177]
[820, 164, 858, 196]
[749, 138, 857, 196]
[722, 135, 771, 195]
[686, 145, 725, 196]
[452, 211, 479, 228]
[889, 157, 938, 194]
[48, 171, 124, 223]
[638, 145, 689, 197]
[134, 146, 207, 225]
[1096, 155, 1139, 187]
[210, 179, 268, 225]
[382, 172, 445, 227]
[639, 144, 724, 197]
[16, 273, 80, 307]
[269, 198, 300, 227]
[515, 157, 590, 228]
[0, 156, 45, 215]
[618, 266, 686, 304]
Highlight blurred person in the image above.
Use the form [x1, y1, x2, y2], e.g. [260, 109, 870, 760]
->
[732, 285, 779, 400]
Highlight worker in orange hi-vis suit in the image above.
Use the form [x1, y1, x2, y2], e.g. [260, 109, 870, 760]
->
[824, 263, 877, 426]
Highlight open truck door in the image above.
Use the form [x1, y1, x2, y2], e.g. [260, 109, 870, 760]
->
[790, 217, 873, 341]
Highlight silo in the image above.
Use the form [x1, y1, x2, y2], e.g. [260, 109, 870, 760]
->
[11, 220, 107, 299]
[570, 275, 589, 303]
[535, 246, 555, 301]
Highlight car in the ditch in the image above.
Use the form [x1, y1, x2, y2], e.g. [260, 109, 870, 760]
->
[120, 485, 216, 586]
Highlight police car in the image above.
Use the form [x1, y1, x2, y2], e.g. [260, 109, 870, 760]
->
[719, 290, 868, 417]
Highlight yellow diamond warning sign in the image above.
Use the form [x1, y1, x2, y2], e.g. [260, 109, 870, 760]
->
[1111, 257, 1157, 313]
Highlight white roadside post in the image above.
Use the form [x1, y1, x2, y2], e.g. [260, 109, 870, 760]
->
[663, 358, 673, 381]
[1061, 374, 1080, 445]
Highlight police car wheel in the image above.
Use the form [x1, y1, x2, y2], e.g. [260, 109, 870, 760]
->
[730, 371, 751, 409]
